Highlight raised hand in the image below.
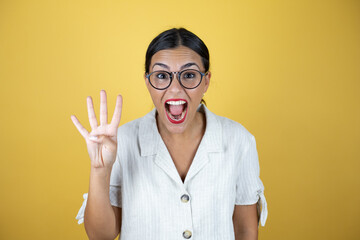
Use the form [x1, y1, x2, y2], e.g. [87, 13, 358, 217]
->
[71, 90, 122, 169]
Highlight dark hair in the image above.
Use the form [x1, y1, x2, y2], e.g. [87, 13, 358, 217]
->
[145, 28, 210, 105]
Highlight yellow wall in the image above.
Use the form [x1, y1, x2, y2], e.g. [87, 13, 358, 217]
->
[0, 0, 359, 239]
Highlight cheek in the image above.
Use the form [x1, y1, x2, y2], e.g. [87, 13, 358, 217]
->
[148, 90, 162, 106]
[190, 89, 205, 102]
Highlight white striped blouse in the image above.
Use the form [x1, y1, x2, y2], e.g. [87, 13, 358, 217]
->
[76, 104, 268, 239]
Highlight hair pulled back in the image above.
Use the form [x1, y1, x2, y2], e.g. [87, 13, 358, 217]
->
[145, 28, 210, 74]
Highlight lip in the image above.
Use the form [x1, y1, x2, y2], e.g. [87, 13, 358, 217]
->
[164, 98, 188, 124]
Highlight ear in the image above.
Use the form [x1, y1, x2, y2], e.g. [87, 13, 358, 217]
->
[144, 73, 150, 90]
[203, 71, 211, 93]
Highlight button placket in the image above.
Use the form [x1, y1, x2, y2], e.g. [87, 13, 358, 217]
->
[180, 190, 193, 239]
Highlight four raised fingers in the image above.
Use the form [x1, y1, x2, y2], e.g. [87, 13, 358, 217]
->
[72, 91, 122, 139]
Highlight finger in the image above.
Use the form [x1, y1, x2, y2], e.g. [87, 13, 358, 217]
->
[71, 115, 89, 139]
[87, 96, 98, 129]
[100, 90, 108, 126]
[110, 95, 123, 128]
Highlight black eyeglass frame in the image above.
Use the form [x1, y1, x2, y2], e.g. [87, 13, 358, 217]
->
[145, 69, 208, 90]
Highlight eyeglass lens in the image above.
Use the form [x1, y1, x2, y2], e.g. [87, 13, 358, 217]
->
[149, 70, 202, 89]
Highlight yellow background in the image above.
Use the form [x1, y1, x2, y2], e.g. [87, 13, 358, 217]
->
[0, 0, 359, 239]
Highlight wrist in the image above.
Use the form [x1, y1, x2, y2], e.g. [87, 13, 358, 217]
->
[90, 166, 112, 178]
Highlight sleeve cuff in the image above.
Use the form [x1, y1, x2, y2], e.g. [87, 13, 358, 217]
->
[109, 186, 122, 208]
[257, 191, 268, 227]
[75, 187, 121, 225]
[75, 193, 88, 224]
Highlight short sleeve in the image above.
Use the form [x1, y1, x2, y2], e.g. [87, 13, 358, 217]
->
[109, 156, 123, 208]
[75, 193, 88, 224]
[75, 153, 123, 224]
[235, 135, 268, 227]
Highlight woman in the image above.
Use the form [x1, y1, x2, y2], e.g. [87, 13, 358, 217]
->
[72, 28, 267, 240]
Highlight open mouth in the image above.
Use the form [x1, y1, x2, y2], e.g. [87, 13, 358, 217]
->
[164, 99, 188, 124]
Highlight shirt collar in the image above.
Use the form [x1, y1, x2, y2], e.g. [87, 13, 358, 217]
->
[139, 104, 222, 156]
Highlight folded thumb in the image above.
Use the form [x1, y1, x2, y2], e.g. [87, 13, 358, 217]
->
[101, 137, 117, 153]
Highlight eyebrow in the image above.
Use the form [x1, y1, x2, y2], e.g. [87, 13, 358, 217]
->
[152, 62, 201, 71]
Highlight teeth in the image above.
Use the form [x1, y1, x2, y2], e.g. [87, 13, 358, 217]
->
[166, 100, 186, 105]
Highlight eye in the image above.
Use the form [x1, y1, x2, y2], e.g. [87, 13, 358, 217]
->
[183, 72, 196, 79]
[155, 72, 169, 80]
[184, 73, 195, 78]
[182, 70, 198, 79]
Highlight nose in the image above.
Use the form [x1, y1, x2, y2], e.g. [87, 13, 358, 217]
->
[167, 72, 184, 93]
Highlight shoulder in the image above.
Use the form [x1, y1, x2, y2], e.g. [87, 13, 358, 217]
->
[208, 109, 255, 142]
[205, 107, 256, 150]
[117, 116, 141, 136]
[116, 109, 155, 141]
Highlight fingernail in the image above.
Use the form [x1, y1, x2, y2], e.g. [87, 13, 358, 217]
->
[89, 136, 98, 141]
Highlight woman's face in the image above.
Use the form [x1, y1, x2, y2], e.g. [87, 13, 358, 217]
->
[145, 46, 211, 135]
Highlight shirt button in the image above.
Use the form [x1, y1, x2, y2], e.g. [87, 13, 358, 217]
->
[183, 230, 192, 239]
[181, 194, 190, 203]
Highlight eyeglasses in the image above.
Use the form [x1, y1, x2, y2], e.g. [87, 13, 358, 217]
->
[145, 69, 207, 90]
